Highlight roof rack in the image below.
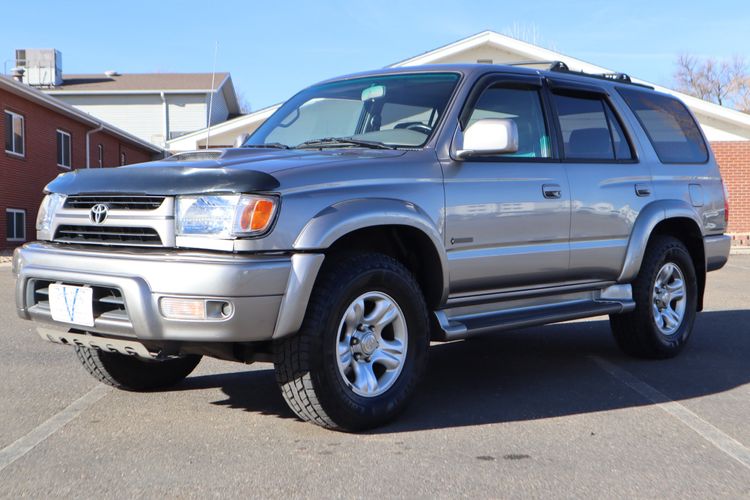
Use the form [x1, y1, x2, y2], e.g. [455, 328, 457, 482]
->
[506, 60, 570, 72]
[506, 60, 654, 89]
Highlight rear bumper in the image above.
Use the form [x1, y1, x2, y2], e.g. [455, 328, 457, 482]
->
[13, 242, 322, 343]
[705, 234, 731, 272]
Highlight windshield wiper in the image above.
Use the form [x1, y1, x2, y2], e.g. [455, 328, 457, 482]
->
[295, 137, 395, 150]
[244, 142, 291, 149]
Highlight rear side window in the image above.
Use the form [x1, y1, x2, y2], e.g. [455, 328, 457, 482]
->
[618, 88, 708, 164]
[551, 92, 633, 161]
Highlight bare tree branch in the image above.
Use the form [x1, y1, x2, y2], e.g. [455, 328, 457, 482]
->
[674, 54, 750, 113]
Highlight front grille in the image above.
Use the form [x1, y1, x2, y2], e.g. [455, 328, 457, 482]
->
[64, 195, 165, 210]
[55, 225, 162, 246]
[29, 280, 128, 322]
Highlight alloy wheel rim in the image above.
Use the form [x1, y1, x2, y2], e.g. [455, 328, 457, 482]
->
[651, 262, 687, 336]
[335, 291, 408, 398]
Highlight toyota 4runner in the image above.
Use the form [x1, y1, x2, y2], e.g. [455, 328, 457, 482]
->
[13, 63, 731, 431]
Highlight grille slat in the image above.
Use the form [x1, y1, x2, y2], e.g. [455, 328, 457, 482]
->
[64, 196, 165, 210]
[54, 225, 162, 246]
[29, 280, 129, 327]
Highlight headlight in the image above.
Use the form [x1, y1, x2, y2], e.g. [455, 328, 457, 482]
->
[36, 193, 66, 232]
[175, 194, 278, 238]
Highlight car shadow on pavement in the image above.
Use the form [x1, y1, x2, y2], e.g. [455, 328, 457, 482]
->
[174, 309, 750, 432]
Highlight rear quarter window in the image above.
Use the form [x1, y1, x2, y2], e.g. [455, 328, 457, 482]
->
[617, 88, 708, 164]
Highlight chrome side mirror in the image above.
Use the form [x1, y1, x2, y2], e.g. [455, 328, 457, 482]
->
[455, 118, 519, 159]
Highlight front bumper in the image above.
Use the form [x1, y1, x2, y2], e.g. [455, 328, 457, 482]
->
[13, 242, 323, 343]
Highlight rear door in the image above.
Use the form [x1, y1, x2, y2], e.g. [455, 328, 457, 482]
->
[546, 79, 652, 282]
[442, 74, 571, 294]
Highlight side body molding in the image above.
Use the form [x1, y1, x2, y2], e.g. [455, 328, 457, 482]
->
[293, 198, 450, 303]
[618, 199, 704, 283]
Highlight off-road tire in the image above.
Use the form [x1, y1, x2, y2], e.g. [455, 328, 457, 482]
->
[610, 235, 698, 359]
[274, 252, 429, 431]
[75, 347, 202, 391]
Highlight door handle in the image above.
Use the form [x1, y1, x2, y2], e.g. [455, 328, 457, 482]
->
[542, 184, 562, 199]
[635, 183, 651, 197]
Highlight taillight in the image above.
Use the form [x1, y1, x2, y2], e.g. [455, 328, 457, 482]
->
[722, 180, 730, 225]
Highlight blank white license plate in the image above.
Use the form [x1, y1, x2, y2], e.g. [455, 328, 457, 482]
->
[48, 284, 94, 327]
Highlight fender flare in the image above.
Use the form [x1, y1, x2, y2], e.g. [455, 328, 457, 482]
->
[294, 197, 449, 303]
[618, 199, 704, 283]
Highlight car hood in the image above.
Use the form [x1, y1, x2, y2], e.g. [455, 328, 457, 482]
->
[45, 147, 406, 195]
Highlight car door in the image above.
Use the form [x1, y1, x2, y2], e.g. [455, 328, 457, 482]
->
[546, 79, 653, 282]
[442, 74, 571, 295]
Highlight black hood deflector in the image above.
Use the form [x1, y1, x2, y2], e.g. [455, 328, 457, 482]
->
[46, 164, 280, 196]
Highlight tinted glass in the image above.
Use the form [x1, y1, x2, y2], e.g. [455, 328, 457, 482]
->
[57, 131, 71, 167]
[247, 73, 460, 148]
[603, 104, 633, 160]
[618, 88, 708, 163]
[553, 93, 616, 160]
[4, 112, 12, 152]
[467, 85, 552, 158]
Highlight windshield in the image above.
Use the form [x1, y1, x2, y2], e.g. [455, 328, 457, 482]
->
[244, 73, 460, 149]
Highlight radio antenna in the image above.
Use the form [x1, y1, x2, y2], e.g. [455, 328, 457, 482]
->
[205, 41, 219, 150]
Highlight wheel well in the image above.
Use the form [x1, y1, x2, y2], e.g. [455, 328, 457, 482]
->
[324, 225, 444, 308]
[650, 217, 706, 311]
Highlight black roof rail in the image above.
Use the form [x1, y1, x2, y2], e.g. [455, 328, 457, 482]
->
[505, 59, 654, 89]
[506, 60, 570, 72]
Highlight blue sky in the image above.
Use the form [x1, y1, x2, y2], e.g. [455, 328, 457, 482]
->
[1, 0, 748, 111]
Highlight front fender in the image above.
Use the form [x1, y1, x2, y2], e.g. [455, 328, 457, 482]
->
[294, 197, 449, 300]
[618, 199, 704, 283]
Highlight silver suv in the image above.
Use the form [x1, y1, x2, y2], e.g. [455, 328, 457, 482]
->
[13, 63, 731, 431]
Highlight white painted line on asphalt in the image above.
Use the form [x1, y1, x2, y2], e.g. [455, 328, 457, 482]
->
[591, 356, 750, 470]
[0, 384, 111, 473]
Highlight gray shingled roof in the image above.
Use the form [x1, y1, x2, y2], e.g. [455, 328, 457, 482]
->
[53, 73, 230, 91]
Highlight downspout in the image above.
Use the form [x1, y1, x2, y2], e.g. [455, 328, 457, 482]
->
[160, 92, 169, 146]
[85, 123, 105, 168]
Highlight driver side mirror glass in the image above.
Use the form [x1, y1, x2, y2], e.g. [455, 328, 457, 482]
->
[455, 118, 519, 159]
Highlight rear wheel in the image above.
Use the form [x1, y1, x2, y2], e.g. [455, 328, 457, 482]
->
[274, 253, 429, 431]
[610, 235, 698, 358]
[75, 347, 201, 391]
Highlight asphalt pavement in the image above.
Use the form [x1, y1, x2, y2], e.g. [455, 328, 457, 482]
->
[1, 257, 749, 498]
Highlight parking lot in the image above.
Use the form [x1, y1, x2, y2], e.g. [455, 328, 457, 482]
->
[1, 256, 749, 498]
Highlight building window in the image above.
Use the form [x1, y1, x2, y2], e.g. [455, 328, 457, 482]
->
[56, 129, 71, 168]
[4, 110, 25, 156]
[6, 208, 26, 242]
[97, 144, 104, 167]
[120, 152, 127, 165]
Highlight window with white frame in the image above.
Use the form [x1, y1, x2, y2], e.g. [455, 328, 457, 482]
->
[4, 110, 25, 156]
[56, 129, 71, 168]
[6, 208, 26, 241]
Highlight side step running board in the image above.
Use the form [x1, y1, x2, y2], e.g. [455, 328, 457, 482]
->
[434, 300, 633, 341]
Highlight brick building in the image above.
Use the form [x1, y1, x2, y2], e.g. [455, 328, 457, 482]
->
[2, 74, 162, 250]
[713, 141, 750, 241]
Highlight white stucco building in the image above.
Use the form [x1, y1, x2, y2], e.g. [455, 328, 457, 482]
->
[37, 70, 240, 147]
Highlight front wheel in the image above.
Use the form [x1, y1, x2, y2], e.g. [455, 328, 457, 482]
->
[610, 235, 698, 359]
[274, 253, 429, 431]
[75, 347, 201, 391]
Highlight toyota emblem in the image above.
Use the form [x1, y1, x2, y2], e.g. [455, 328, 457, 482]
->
[89, 204, 109, 224]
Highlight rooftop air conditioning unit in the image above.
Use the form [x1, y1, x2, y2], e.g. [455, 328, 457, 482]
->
[15, 49, 63, 87]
